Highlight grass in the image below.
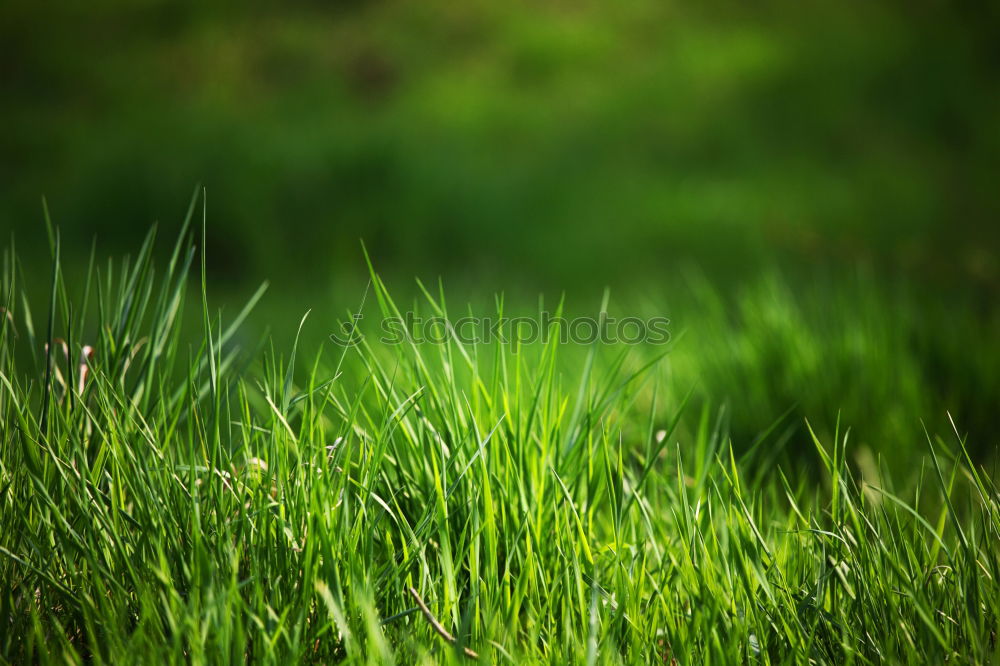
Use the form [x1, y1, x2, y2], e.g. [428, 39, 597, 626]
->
[5, 0, 1000, 291]
[1, 211, 999, 663]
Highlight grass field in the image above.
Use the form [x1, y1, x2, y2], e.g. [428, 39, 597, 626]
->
[1, 206, 998, 664]
[4, 0, 999, 661]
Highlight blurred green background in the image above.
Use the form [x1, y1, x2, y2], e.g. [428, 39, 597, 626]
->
[2, 0, 998, 459]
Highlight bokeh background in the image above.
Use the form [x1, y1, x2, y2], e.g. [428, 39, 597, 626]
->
[2, 0, 999, 462]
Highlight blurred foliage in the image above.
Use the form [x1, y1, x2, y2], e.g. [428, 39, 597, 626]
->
[2, 0, 999, 292]
[656, 270, 1000, 462]
[1, 0, 998, 458]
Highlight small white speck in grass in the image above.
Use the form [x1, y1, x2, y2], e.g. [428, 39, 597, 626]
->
[326, 437, 344, 461]
[78, 345, 93, 394]
[247, 457, 268, 473]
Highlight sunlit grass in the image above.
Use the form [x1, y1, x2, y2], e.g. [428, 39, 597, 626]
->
[1, 206, 998, 663]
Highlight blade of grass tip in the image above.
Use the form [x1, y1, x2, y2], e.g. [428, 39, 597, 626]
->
[921, 420, 968, 552]
[199, 190, 217, 395]
[0, 271, 13, 359]
[142, 188, 198, 362]
[17, 272, 38, 367]
[64, 305, 75, 413]
[41, 196, 56, 257]
[329, 273, 370, 388]
[218, 280, 268, 350]
[643, 378, 660, 473]
[947, 411, 990, 506]
[76, 237, 97, 347]
[174, 184, 201, 266]
[282, 310, 311, 413]
[805, 419, 833, 470]
[39, 225, 60, 435]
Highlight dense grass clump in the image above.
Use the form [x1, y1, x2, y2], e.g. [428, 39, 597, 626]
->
[1, 219, 999, 663]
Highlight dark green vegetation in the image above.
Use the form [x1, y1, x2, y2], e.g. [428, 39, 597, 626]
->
[3, 1, 999, 290]
[1, 221, 998, 663]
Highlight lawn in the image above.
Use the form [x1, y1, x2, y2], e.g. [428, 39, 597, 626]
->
[1, 208, 998, 663]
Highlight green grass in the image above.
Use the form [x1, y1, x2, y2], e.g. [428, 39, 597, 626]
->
[5, 0, 1000, 291]
[2, 215, 999, 663]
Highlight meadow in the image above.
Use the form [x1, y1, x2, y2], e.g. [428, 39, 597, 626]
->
[1, 209, 998, 663]
[3, 1, 999, 662]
